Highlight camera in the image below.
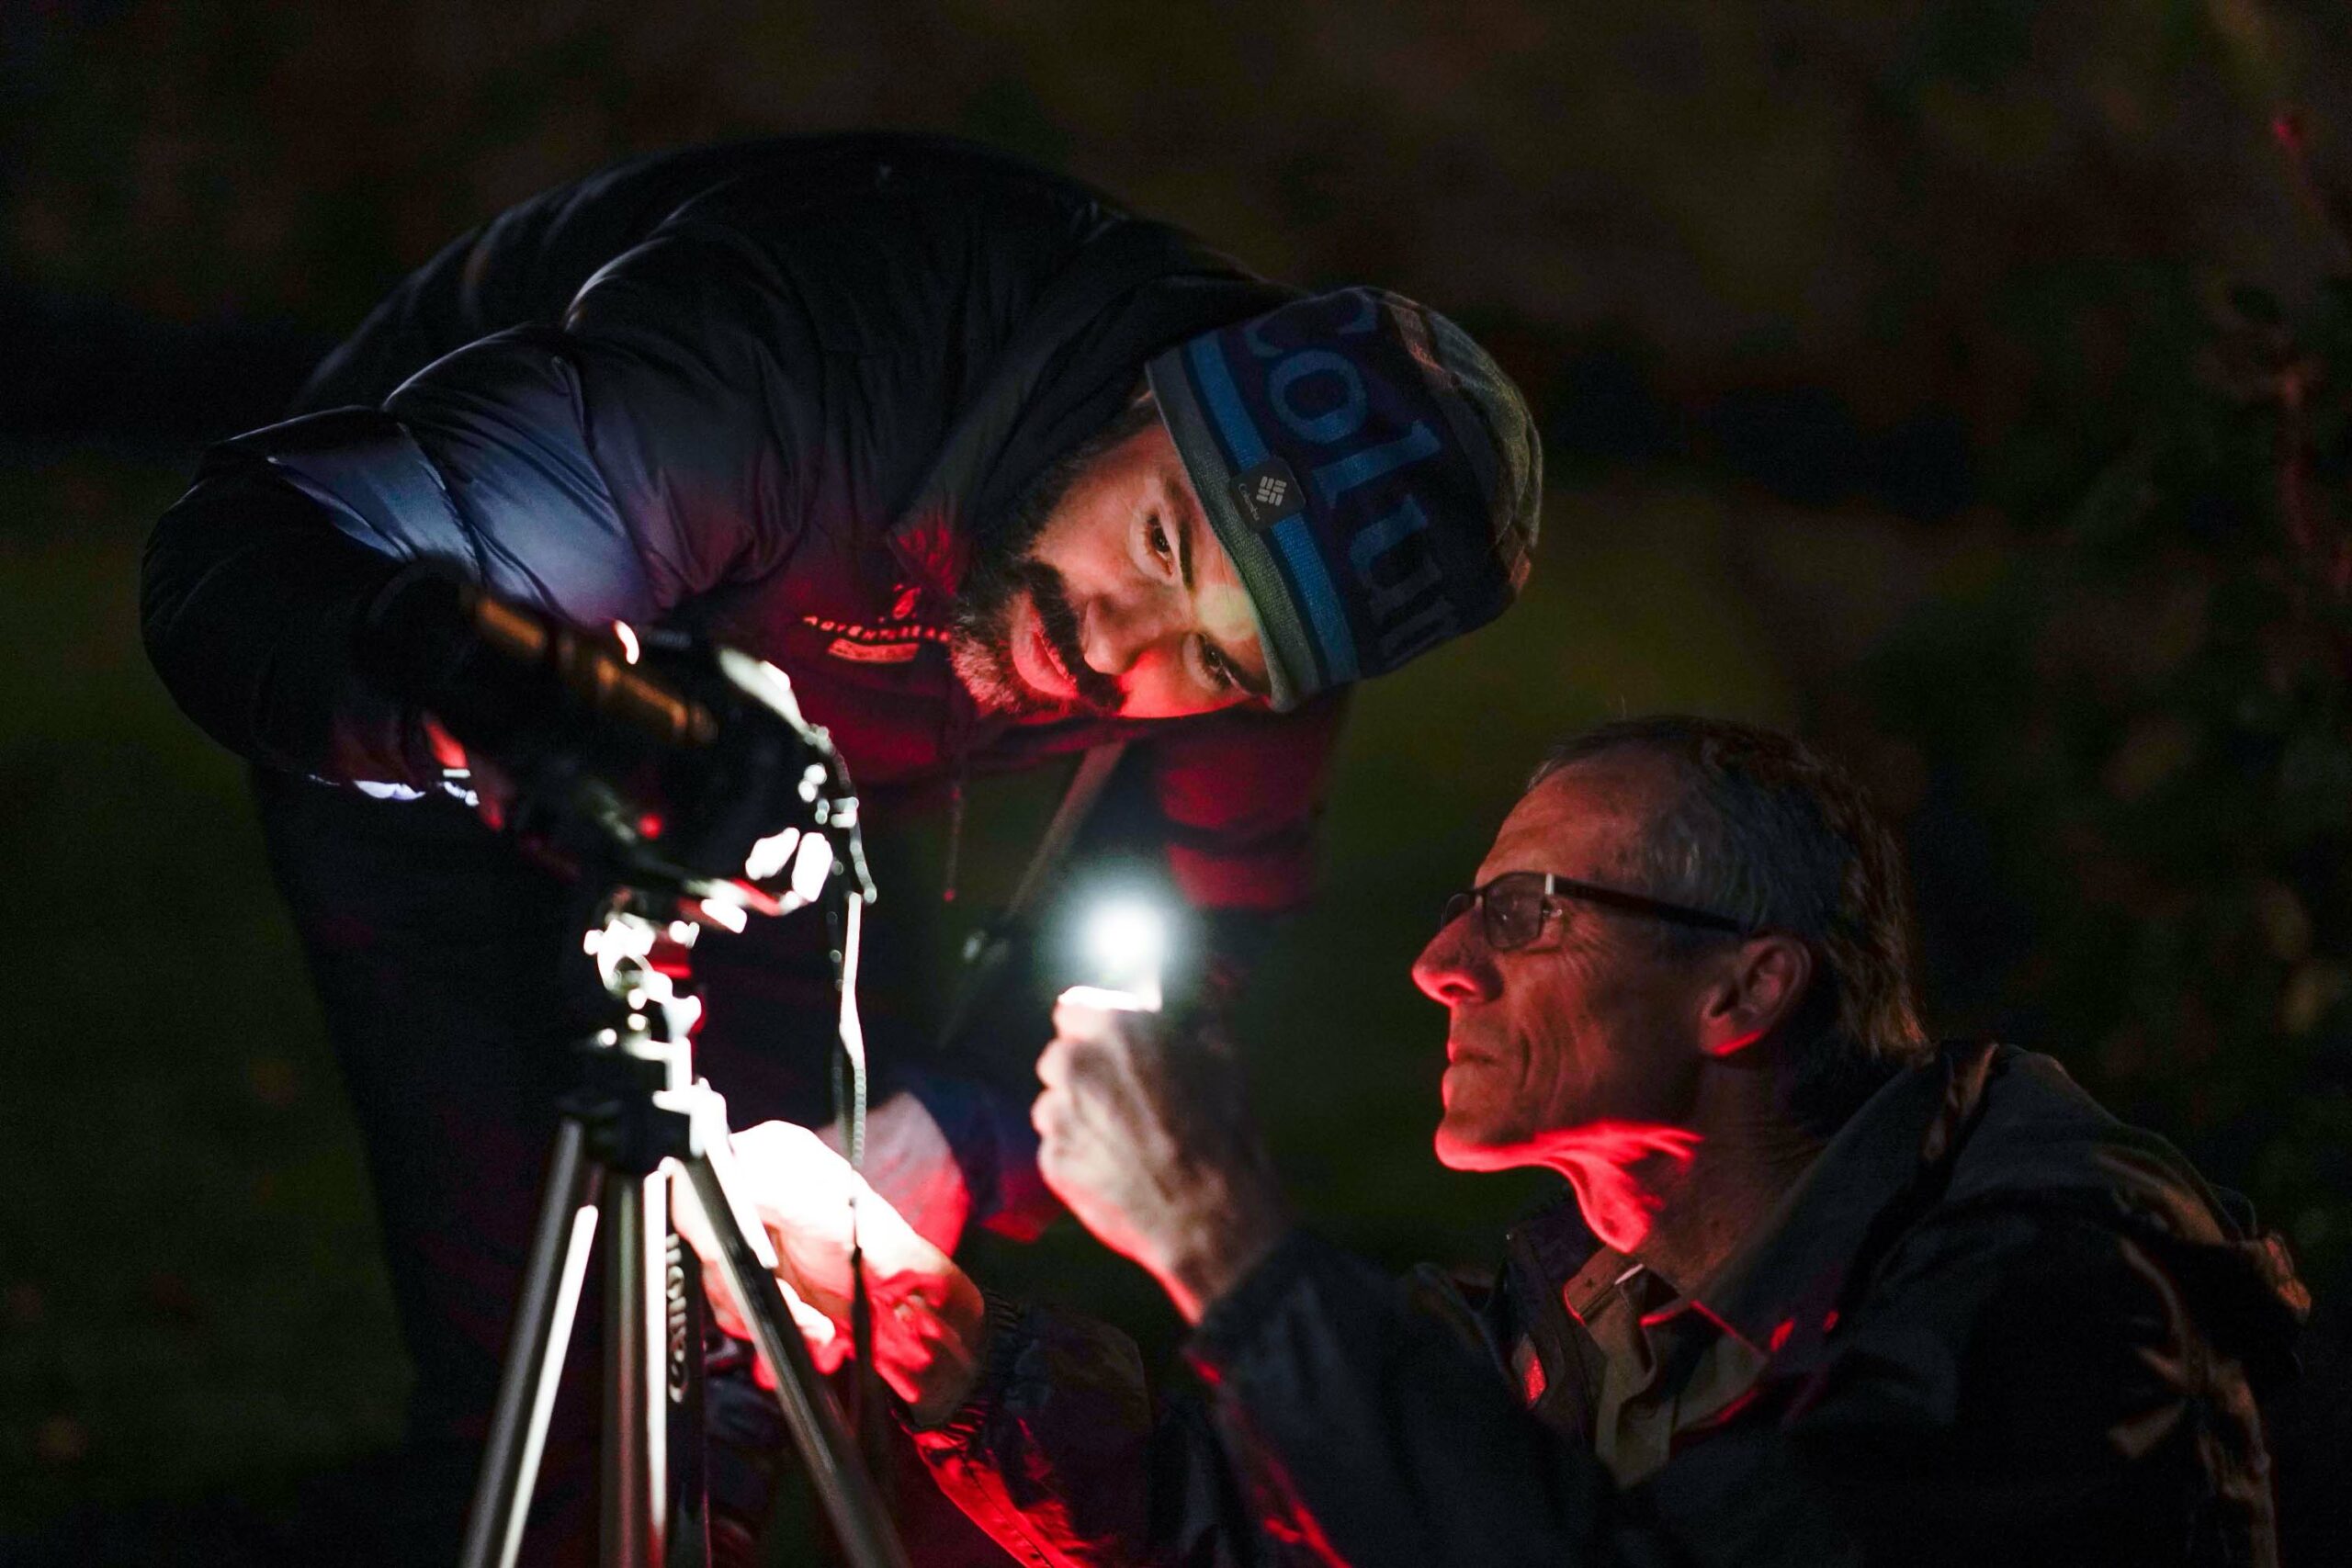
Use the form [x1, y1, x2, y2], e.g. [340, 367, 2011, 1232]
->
[356, 564, 872, 921]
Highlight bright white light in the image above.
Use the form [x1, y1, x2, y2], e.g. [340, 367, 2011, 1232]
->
[789, 832, 832, 905]
[697, 897, 749, 934]
[613, 620, 641, 665]
[1085, 897, 1167, 1011]
[717, 647, 808, 729]
[1087, 900, 1165, 970]
[743, 826, 800, 883]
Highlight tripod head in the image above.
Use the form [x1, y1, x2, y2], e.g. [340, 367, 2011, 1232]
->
[357, 565, 875, 928]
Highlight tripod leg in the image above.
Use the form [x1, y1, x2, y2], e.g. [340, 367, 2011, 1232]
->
[664, 1232, 711, 1568]
[461, 1119, 605, 1568]
[604, 1169, 670, 1567]
[680, 1154, 910, 1568]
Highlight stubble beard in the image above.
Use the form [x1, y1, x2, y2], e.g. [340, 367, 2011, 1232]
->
[949, 446, 1125, 719]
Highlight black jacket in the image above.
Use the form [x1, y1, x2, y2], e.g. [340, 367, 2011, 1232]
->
[915, 1043, 2308, 1566]
[139, 137, 1358, 1255]
[141, 133, 1345, 914]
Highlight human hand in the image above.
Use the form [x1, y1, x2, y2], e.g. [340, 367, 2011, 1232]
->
[421, 714, 518, 828]
[817, 1091, 971, 1257]
[1033, 987, 1290, 1323]
[673, 1122, 989, 1424]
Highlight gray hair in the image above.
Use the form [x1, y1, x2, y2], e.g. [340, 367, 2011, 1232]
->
[1532, 716, 1932, 1129]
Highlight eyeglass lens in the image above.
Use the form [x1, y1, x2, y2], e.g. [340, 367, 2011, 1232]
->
[1439, 875, 1549, 952]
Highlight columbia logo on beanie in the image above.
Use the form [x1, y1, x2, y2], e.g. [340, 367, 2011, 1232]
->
[1231, 459, 1303, 530]
[1148, 288, 1541, 710]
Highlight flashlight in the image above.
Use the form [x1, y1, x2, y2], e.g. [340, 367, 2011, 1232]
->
[1083, 896, 1167, 1012]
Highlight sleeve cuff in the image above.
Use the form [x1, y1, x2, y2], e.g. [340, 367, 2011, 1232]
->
[910, 1288, 1029, 1440]
[1182, 1224, 1317, 1377]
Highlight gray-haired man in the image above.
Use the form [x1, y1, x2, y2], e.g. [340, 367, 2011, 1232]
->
[714, 716, 2306, 1567]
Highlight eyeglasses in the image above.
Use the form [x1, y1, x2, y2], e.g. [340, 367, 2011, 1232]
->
[1438, 872, 1747, 953]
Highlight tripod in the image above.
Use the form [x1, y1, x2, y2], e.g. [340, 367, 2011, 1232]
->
[457, 888, 910, 1568]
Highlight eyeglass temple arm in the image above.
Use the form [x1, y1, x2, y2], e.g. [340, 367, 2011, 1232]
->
[1534, 874, 1748, 933]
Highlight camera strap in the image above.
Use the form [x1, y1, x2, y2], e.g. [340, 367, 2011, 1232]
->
[936, 739, 1128, 1052]
[1010, 739, 1130, 919]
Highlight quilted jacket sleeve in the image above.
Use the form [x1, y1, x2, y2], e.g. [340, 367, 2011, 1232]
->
[141, 220, 828, 784]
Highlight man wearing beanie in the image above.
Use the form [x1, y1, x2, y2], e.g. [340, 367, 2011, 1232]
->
[140, 134, 1538, 1561]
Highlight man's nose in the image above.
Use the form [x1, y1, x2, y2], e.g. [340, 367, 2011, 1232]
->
[1411, 916, 1499, 1005]
[1080, 588, 1185, 680]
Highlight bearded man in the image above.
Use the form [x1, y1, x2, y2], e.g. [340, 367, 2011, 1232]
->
[139, 132, 1538, 1560]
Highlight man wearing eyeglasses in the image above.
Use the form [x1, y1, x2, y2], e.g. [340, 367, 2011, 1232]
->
[712, 715, 2306, 1566]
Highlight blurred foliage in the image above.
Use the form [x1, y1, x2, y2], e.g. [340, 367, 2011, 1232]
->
[7, 0, 2352, 466]
[1863, 121, 2352, 1299]
[0, 460, 405, 1525]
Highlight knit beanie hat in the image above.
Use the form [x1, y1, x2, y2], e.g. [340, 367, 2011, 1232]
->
[1147, 288, 1541, 711]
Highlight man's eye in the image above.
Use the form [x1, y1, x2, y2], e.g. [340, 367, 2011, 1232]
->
[1147, 515, 1172, 564]
[1196, 638, 1238, 692]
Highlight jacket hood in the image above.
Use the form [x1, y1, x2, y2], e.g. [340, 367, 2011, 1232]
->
[1933, 1045, 2312, 1389]
[886, 215, 1295, 597]
[1726, 1043, 2310, 1391]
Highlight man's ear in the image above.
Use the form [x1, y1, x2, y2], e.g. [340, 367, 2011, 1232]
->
[1698, 935, 1814, 1058]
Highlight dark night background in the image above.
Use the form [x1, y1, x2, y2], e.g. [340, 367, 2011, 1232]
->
[6, 3, 2352, 1562]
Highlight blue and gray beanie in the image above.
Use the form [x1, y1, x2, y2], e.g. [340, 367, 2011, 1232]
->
[1147, 288, 1541, 711]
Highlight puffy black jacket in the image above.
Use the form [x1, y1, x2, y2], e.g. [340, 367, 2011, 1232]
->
[141, 133, 1344, 914]
[140, 135, 1354, 1282]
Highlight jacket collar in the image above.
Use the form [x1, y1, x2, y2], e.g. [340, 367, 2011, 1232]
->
[1505, 1037, 2311, 1453]
[1504, 1041, 2007, 1376]
[1696, 1040, 2003, 1364]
